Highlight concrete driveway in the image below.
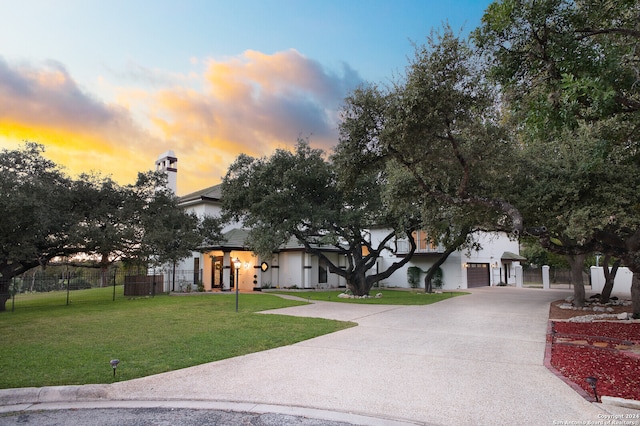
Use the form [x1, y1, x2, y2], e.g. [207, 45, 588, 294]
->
[3, 286, 637, 425]
[100, 286, 624, 425]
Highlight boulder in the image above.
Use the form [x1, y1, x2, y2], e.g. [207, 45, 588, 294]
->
[557, 303, 575, 310]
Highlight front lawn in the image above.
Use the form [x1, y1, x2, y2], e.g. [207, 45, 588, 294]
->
[270, 288, 468, 305]
[0, 288, 354, 389]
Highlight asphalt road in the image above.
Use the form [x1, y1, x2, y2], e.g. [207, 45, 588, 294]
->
[0, 408, 356, 426]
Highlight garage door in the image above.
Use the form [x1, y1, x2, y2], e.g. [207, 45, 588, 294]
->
[466, 263, 490, 287]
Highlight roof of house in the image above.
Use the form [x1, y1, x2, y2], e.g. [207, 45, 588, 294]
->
[223, 228, 250, 249]
[199, 227, 344, 254]
[501, 251, 527, 261]
[179, 184, 223, 204]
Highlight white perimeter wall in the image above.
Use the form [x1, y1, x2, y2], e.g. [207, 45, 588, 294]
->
[590, 266, 632, 294]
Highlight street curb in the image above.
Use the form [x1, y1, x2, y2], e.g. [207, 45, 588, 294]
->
[0, 384, 109, 406]
[0, 395, 423, 426]
[601, 396, 640, 411]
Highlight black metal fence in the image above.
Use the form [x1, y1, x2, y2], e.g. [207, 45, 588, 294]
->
[523, 267, 579, 286]
[12, 267, 124, 293]
[163, 269, 202, 292]
[0, 266, 207, 312]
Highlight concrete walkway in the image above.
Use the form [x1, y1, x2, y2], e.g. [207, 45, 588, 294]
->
[1, 287, 638, 425]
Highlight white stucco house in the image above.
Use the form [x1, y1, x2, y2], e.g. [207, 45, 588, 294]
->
[156, 152, 525, 292]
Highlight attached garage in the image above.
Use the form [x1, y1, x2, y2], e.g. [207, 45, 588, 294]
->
[466, 263, 490, 288]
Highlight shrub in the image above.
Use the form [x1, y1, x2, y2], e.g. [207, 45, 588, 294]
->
[407, 266, 422, 288]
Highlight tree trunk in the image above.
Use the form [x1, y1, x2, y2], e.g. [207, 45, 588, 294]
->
[600, 255, 620, 304]
[100, 267, 109, 288]
[0, 279, 9, 312]
[423, 239, 462, 293]
[348, 269, 370, 296]
[424, 250, 454, 293]
[567, 254, 586, 307]
[424, 271, 433, 293]
[632, 272, 640, 319]
[100, 254, 110, 288]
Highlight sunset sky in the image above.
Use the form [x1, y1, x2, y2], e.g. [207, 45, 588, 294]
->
[0, 0, 493, 195]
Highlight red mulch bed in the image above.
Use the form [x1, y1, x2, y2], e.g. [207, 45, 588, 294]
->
[547, 300, 640, 401]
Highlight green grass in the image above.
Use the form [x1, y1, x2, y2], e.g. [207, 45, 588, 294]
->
[0, 287, 354, 389]
[270, 289, 468, 305]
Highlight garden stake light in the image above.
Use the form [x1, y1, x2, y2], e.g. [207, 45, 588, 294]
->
[110, 359, 120, 377]
[586, 376, 598, 402]
[233, 258, 241, 312]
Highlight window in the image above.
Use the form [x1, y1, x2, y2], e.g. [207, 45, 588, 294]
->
[193, 257, 200, 284]
[318, 257, 328, 284]
[395, 231, 443, 254]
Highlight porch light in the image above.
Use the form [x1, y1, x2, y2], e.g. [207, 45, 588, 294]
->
[585, 376, 598, 402]
[233, 258, 241, 312]
[110, 359, 120, 377]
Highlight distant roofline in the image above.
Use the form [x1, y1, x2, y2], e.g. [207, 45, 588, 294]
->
[179, 184, 223, 205]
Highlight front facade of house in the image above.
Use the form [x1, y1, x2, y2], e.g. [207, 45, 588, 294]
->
[374, 228, 523, 289]
[157, 152, 524, 292]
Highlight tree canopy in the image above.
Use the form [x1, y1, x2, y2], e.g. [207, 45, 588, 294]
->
[0, 143, 78, 281]
[222, 140, 418, 296]
[475, 0, 640, 312]
[0, 143, 216, 311]
[334, 27, 523, 291]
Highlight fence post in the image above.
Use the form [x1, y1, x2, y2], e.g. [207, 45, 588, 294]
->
[542, 265, 550, 289]
[66, 272, 71, 305]
[515, 265, 523, 288]
[112, 268, 117, 301]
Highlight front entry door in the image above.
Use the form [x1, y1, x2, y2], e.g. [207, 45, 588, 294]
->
[212, 257, 223, 289]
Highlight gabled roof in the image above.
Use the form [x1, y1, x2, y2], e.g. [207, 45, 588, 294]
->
[277, 235, 345, 253]
[501, 251, 527, 261]
[199, 228, 344, 254]
[179, 184, 223, 205]
[223, 228, 250, 249]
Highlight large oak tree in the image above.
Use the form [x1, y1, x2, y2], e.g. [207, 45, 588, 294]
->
[475, 0, 640, 314]
[335, 28, 523, 292]
[222, 140, 418, 296]
[0, 143, 216, 310]
[0, 143, 81, 310]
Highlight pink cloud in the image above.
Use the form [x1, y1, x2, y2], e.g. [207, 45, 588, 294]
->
[0, 50, 362, 194]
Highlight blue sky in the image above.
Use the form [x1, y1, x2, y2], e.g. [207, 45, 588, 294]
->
[0, 0, 494, 194]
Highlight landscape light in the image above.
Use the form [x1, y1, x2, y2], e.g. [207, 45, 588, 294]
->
[233, 258, 241, 312]
[585, 376, 598, 402]
[110, 359, 120, 377]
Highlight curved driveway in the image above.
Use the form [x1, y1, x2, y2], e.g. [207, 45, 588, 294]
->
[106, 287, 614, 425]
[2, 287, 635, 425]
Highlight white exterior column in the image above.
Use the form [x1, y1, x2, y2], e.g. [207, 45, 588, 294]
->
[303, 253, 312, 288]
[542, 265, 550, 289]
[514, 264, 523, 288]
[222, 251, 231, 291]
[271, 254, 279, 288]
